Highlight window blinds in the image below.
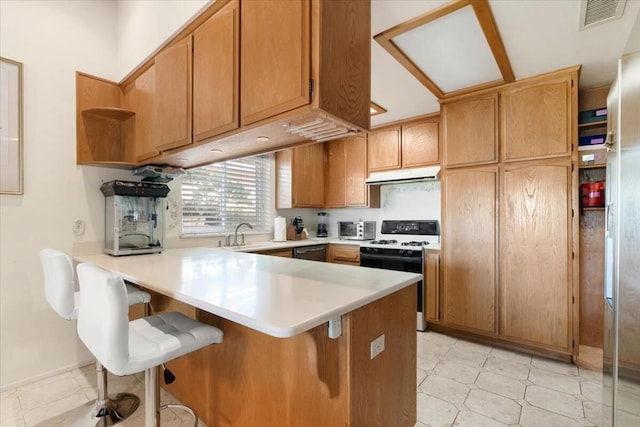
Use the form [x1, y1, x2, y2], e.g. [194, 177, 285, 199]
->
[182, 155, 272, 235]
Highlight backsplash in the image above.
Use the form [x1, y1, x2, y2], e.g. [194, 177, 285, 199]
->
[278, 180, 441, 238]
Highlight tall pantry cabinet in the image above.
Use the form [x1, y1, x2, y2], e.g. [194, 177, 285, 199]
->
[440, 67, 579, 357]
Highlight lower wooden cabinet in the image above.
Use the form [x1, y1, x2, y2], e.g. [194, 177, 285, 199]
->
[253, 248, 292, 258]
[424, 251, 440, 323]
[327, 244, 360, 266]
[442, 167, 498, 334]
[500, 160, 573, 351]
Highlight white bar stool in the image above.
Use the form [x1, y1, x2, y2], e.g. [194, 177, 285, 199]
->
[40, 249, 151, 426]
[76, 262, 223, 427]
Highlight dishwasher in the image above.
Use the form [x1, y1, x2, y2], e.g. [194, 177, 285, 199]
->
[293, 245, 326, 262]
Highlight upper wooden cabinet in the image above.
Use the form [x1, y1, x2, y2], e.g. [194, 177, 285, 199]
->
[402, 121, 439, 168]
[501, 74, 574, 162]
[442, 94, 498, 168]
[193, 0, 239, 142]
[240, 0, 309, 126]
[367, 117, 440, 173]
[122, 65, 158, 162]
[326, 135, 380, 208]
[155, 35, 192, 152]
[367, 127, 401, 172]
[276, 143, 324, 209]
[76, 0, 370, 168]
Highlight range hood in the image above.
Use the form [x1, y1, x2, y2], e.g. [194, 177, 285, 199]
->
[365, 166, 440, 185]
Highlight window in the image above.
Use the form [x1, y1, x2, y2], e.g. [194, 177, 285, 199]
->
[182, 155, 273, 235]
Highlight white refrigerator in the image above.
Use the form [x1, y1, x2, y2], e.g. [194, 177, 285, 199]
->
[601, 50, 640, 427]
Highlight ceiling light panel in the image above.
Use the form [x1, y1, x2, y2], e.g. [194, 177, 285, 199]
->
[392, 5, 502, 93]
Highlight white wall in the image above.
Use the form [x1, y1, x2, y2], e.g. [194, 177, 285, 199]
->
[0, 0, 211, 390]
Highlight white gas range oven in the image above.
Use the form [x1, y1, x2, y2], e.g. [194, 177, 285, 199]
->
[359, 220, 440, 331]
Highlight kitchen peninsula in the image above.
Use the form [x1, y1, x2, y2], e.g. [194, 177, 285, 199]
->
[75, 247, 420, 427]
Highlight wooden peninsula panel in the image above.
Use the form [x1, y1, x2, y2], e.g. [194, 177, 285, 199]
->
[157, 286, 417, 427]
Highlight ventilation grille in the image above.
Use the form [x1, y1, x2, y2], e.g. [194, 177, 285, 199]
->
[579, 0, 627, 30]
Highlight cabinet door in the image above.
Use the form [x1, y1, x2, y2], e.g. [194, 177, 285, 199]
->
[501, 75, 573, 161]
[402, 121, 439, 168]
[442, 167, 498, 334]
[425, 252, 440, 323]
[292, 143, 324, 208]
[368, 126, 401, 172]
[501, 161, 572, 350]
[345, 134, 368, 206]
[325, 139, 346, 208]
[240, 0, 310, 125]
[132, 65, 157, 162]
[442, 94, 498, 167]
[155, 35, 192, 151]
[193, 0, 239, 142]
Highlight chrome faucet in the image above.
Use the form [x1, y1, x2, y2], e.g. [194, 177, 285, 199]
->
[233, 222, 253, 246]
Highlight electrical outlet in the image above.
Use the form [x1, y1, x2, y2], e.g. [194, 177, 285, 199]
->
[370, 334, 385, 359]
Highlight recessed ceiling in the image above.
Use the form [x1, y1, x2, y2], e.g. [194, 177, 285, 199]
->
[371, 0, 640, 127]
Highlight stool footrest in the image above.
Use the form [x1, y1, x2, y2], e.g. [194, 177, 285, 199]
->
[159, 404, 197, 427]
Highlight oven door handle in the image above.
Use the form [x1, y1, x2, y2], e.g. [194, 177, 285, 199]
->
[359, 253, 423, 265]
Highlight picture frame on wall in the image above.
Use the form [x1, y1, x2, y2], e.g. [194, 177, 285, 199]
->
[1, 57, 24, 195]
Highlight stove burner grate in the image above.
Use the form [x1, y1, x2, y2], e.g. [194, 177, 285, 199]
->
[401, 241, 429, 247]
[370, 239, 398, 245]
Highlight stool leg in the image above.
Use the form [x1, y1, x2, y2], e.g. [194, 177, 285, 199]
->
[94, 361, 140, 425]
[145, 366, 160, 427]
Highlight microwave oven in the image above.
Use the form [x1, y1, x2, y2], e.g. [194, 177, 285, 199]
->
[338, 221, 376, 241]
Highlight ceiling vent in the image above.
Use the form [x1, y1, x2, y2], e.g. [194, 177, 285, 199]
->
[579, 0, 627, 30]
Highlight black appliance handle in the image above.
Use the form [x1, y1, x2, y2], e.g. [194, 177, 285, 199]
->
[359, 253, 423, 264]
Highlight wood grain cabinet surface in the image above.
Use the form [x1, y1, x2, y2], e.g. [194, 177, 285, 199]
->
[500, 161, 573, 351]
[193, 0, 239, 142]
[442, 93, 498, 168]
[442, 167, 498, 334]
[501, 75, 573, 162]
[276, 143, 324, 209]
[122, 65, 158, 163]
[367, 126, 402, 172]
[327, 244, 360, 266]
[424, 251, 441, 324]
[155, 35, 193, 152]
[326, 135, 380, 208]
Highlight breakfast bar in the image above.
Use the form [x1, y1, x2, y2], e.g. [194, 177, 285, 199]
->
[75, 247, 420, 427]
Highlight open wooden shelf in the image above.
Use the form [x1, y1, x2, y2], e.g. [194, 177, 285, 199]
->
[82, 107, 136, 121]
[579, 164, 606, 170]
[578, 120, 607, 128]
[582, 207, 605, 211]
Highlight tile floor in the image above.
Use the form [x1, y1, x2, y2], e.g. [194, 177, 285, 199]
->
[1, 331, 606, 427]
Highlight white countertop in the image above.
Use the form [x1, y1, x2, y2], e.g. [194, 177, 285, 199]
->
[74, 248, 421, 338]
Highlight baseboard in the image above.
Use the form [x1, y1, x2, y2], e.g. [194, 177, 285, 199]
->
[576, 345, 603, 371]
[0, 357, 95, 393]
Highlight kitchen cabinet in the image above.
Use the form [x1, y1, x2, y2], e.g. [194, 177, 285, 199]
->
[501, 74, 573, 162]
[501, 160, 573, 351]
[276, 143, 324, 209]
[240, 0, 309, 126]
[441, 167, 498, 334]
[193, 0, 239, 142]
[76, 0, 370, 169]
[367, 117, 440, 173]
[367, 126, 401, 172]
[326, 135, 380, 208]
[442, 93, 498, 168]
[155, 35, 192, 152]
[424, 250, 440, 324]
[327, 244, 360, 266]
[253, 248, 292, 258]
[122, 65, 158, 162]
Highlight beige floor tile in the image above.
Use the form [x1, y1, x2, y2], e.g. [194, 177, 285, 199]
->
[489, 347, 532, 366]
[23, 392, 91, 426]
[1, 394, 23, 420]
[421, 374, 470, 404]
[434, 360, 480, 385]
[464, 389, 522, 424]
[582, 400, 602, 425]
[485, 357, 530, 380]
[475, 372, 526, 400]
[417, 368, 428, 388]
[578, 367, 603, 384]
[416, 392, 459, 426]
[575, 416, 599, 426]
[525, 385, 584, 418]
[17, 377, 83, 411]
[417, 351, 440, 371]
[529, 368, 582, 395]
[414, 422, 428, 427]
[519, 405, 583, 427]
[531, 357, 579, 377]
[444, 346, 488, 368]
[1, 416, 26, 427]
[580, 380, 602, 403]
[453, 410, 509, 426]
[453, 340, 493, 355]
[617, 409, 640, 426]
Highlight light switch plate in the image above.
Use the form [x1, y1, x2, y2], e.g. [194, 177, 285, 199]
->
[370, 334, 385, 359]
